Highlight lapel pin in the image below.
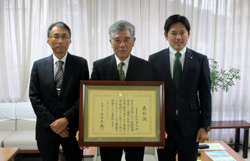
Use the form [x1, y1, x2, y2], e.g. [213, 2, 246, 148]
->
[189, 56, 193, 59]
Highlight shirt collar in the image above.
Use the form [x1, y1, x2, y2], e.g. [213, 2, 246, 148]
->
[115, 54, 130, 66]
[53, 52, 68, 65]
[169, 46, 187, 57]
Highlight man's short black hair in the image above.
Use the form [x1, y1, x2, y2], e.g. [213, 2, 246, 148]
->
[164, 14, 191, 35]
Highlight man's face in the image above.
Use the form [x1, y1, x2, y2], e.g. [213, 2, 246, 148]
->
[47, 26, 71, 58]
[165, 22, 190, 51]
[110, 29, 135, 61]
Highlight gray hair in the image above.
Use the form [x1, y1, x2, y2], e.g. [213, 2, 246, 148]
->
[109, 20, 135, 39]
[47, 21, 71, 38]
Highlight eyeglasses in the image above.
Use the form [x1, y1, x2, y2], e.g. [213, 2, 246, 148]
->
[50, 34, 70, 40]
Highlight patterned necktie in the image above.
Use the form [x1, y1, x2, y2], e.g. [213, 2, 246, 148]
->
[173, 52, 182, 89]
[118, 62, 125, 81]
[55, 60, 64, 96]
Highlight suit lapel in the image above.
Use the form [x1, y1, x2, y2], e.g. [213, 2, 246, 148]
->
[179, 48, 194, 89]
[44, 55, 58, 96]
[107, 55, 120, 80]
[162, 49, 176, 91]
[126, 55, 135, 80]
[60, 53, 75, 98]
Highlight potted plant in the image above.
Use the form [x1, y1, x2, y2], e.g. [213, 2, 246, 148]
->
[209, 59, 241, 92]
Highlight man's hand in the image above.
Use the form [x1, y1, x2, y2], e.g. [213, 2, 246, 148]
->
[50, 117, 69, 135]
[75, 130, 89, 150]
[75, 130, 80, 141]
[58, 128, 69, 138]
[156, 132, 168, 149]
[196, 128, 209, 143]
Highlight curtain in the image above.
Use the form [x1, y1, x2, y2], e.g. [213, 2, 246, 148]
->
[0, 0, 249, 144]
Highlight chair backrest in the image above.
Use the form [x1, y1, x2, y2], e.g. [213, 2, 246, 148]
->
[16, 102, 36, 130]
[0, 103, 16, 131]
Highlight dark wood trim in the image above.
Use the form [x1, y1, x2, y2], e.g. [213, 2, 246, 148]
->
[210, 120, 250, 158]
[211, 120, 250, 129]
[79, 80, 165, 147]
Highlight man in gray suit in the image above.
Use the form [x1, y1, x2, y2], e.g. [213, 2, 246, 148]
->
[148, 14, 212, 161]
[29, 21, 89, 161]
[91, 20, 154, 161]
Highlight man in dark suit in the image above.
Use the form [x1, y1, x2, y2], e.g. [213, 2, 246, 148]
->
[91, 20, 154, 161]
[148, 14, 212, 161]
[29, 21, 89, 161]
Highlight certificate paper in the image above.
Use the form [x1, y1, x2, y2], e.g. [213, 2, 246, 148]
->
[88, 89, 156, 138]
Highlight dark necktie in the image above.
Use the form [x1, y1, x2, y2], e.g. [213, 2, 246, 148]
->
[55, 60, 64, 96]
[173, 52, 182, 89]
[118, 62, 125, 81]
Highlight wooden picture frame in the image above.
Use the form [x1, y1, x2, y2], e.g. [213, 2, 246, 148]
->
[79, 81, 165, 147]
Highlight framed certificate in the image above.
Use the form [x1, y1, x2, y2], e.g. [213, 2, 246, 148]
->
[79, 81, 165, 147]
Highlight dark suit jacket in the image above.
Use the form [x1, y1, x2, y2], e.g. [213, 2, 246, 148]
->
[29, 53, 89, 143]
[148, 48, 211, 137]
[91, 54, 154, 81]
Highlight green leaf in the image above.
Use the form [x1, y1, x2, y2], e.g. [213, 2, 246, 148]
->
[209, 58, 241, 92]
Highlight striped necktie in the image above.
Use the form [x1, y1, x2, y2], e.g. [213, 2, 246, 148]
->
[55, 60, 64, 96]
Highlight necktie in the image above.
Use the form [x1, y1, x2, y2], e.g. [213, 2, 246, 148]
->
[173, 52, 182, 89]
[118, 62, 125, 81]
[55, 60, 64, 96]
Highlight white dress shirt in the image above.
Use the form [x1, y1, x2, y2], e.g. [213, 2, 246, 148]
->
[115, 54, 130, 77]
[53, 53, 68, 79]
[169, 47, 186, 115]
[169, 46, 186, 79]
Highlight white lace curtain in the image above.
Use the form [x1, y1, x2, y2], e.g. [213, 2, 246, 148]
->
[0, 0, 249, 144]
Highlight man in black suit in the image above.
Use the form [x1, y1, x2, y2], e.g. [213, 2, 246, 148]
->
[148, 14, 212, 161]
[29, 21, 89, 161]
[91, 20, 154, 161]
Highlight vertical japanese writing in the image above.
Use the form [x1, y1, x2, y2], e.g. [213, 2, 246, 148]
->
[106, 101, 109, 121]
[142, 106, 147, 121]
[95, 97, 150, 134]
[131, 100, 134, 132]
[100, 102, 104, 131]
[135, 107, 139, 131]
[90, 90, 157, 138]
[119, 99, 122, 131]
[127, 99, 130, 132]
[123, 99, 126, 131]
[111, 99, 114, 128]
[115, 100, 118, 131]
